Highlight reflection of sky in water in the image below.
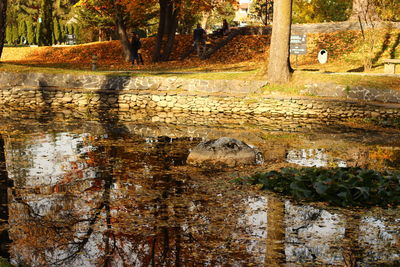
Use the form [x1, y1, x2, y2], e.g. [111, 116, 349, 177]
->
[3, 127, 400, 266]
[9, 132, 95, 187]
[285, 201, 345, 265]
[286, 148, 347, 167]
[359, 217, 400, 263]
[238, 196, 267, 260]
[42, 230, 104, 267]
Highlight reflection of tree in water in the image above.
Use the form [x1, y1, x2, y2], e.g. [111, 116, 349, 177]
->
[4, 120, 400, 266]
[342, 215, 362, 267]
[358, 214, 400, 266]
[265, 195, 285, 265]
[96, 134, 257, 266]
[0, 135, 11, 259]
[5, 119, 258, 265]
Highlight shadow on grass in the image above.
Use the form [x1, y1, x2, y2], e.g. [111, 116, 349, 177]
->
[1, 61, 88, 69]
[389, 33, 400, 59]
[372, 31, 392, 64]
[348, 66, 365, 72]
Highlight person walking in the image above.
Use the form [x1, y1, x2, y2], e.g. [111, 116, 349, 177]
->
[193, 23, 206, 57]
[131, 32, 143, 65]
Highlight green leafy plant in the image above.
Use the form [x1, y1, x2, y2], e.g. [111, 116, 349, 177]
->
[233, 167, 400, 207]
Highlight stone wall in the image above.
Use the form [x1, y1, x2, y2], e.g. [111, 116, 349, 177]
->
[0, 71, 399, 120]
[0, 71, 266, 94]
[302, 81, 400, 103]
[239, 21, 400, 35]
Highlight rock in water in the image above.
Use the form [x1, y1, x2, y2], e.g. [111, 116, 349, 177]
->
[187, 137, 260, 167]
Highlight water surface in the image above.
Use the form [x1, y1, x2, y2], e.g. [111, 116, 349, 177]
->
[0, 111, 399, 266]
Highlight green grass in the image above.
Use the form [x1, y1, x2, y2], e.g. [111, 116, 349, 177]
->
[1, 62, 399, 96]
[0, 63, 105, 75]
[293, 71, 400, 91]
[154, 69, 259, 80]
[261, 82, 304, 95]
[0, 63, 258, 80]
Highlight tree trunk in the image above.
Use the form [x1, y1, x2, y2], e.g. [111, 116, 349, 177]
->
[266, 0, 273, 25]
[267, 0, 293, 84]
[349, 0, 380, 23]
[115, 5, 132, 62]
[161, 4, 179, 61]
[200, 12, 210, 29]
[40, 0, 53, 46]
[153, 0, 167, 62]
[152, 0, 179, 62]
[0, 0, 8, 59]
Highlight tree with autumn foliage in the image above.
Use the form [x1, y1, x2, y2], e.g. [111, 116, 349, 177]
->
[293, 0, 350, 23]
[349, 0, 400, 22]
[152, 0, 237, 62]
[76, 0, 156, 61]
[250, 0, 274, 25]
[76, 0, 237, 62]
[349, 0, 379, 22]
[374, 0, 400, 21]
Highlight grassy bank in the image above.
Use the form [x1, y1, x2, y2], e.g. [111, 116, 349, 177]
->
[1, 27, 400, 95]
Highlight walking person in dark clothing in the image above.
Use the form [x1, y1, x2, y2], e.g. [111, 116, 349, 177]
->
[131, 32, 143, 65]
[215, 19, 230, 37]
[193, 23, 206, 57]
[222, 19, 230, 35]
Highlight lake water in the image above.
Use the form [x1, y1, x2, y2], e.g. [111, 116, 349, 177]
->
[0, 110, 399, 266]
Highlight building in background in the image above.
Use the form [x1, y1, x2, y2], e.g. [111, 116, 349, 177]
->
[235, 0, 253, 26]
[235, 0, 274, 26]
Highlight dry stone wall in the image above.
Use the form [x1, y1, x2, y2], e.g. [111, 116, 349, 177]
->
[0, 71, 399, 120]
[240, 21, 400, 35]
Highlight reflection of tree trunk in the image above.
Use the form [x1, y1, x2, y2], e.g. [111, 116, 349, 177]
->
[102, 157, 114, 267]
[151, 237, 156, 267]
[53, 140, 118, 266]
[148, 170, 184, 266]
[0, 135, 11, 259]
[265, 195, 285, 265]
[342, 216, 362, 267]
[175, 228, 181, 267]
[161, 227, 170, 263]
